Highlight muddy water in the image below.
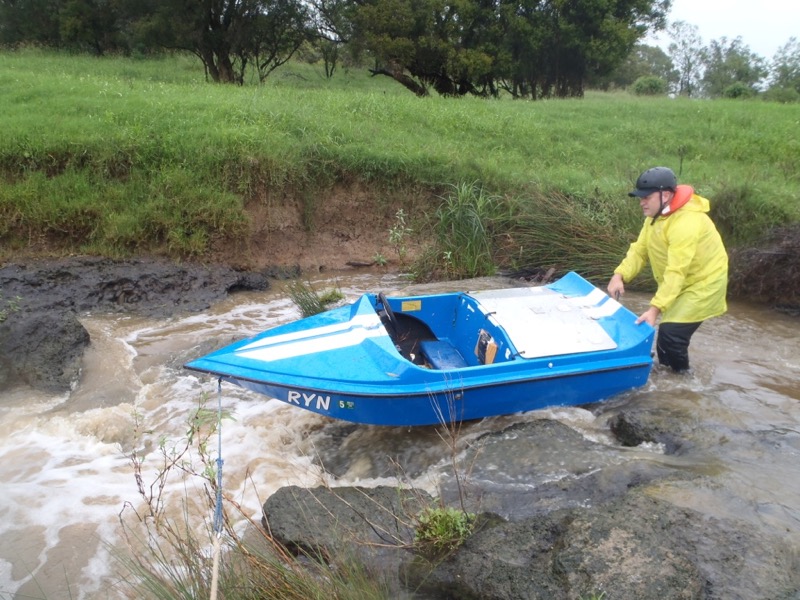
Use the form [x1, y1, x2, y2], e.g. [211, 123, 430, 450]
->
[1, 272, 799, 599]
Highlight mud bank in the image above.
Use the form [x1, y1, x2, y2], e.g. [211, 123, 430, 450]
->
[0, 256, 285, 392]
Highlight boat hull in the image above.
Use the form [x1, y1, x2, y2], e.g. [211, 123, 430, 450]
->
[217, 362, 652, 426]
[185, 272, 655, 426]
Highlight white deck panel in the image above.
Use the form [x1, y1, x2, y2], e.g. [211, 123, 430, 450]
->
[469, 287, 617, 359]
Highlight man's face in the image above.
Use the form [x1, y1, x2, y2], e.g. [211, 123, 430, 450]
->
[639, 190, 672, 218]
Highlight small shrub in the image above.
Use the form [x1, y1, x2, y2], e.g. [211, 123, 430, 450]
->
[414, 506, 476, 559]
[722, 82, 756, 99]
[318, 288, 344, 305]
[762, 86, 800, 104]
[388, 208, 413, 263]
[631, 76, 667, 96]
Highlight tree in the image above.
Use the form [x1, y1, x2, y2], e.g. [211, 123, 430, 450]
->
[305, 0, 358, 77]
[350, 0, 671, 98]
[349, 0, 498, 97]
[0, 0, 64, 47]
[59, 0, 123, 55]
[702, 36, 766, 98]
[495, 0, 671, 99]
[125, 0, 309, 83]
[667, 20, 705, 97]
[590, 42, 677, 90]
[769, 37, 800, 94]
[249, 0, 311, 82]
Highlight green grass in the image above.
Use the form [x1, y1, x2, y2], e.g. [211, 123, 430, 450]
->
[1, 49, 798, 271]
[414, 505, 476, 559]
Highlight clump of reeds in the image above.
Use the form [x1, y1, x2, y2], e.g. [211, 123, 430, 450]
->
[414, 181, 511, 280]
[501, 190, 636, 284]
[286, 280, 344, 317]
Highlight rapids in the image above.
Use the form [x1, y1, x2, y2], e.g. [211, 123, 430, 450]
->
[1, 271, 799, 599]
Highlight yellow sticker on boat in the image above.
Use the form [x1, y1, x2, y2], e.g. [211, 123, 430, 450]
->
[401, 300, 422, 312]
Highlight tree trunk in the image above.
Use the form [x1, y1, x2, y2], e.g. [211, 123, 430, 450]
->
[369, 63, 429, 96]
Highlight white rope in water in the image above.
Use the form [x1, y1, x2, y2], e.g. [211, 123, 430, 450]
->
[209, 378, 225, 600]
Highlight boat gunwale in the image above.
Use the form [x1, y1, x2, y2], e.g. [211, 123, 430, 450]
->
[185, 359, 653, 400]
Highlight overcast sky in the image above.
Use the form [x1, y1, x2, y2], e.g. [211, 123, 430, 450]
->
[649, 0, 799, 60]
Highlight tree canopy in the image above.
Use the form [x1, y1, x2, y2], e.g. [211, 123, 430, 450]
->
[1, 0, 671, 97]
[769, 37, 800, 95]
[345, 0, 671, 98]
[3, 0, 796, 101]
[702, 36, 766, 98]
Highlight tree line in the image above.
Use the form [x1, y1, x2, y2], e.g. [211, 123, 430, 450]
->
[1, 0, 671, 97]
[596, 22, 800, 101]
[1, 0, 797, 101]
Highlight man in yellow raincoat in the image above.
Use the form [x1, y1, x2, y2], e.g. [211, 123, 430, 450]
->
[607, 167, 728, 372]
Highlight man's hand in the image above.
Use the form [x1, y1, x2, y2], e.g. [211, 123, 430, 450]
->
[636, 306, 661, 327]
[607, 273, 625, 299]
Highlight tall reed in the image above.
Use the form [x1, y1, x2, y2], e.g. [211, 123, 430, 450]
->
[502, 191, 641, 284]
[416, 182, 511, 280]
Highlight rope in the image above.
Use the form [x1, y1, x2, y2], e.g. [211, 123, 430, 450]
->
[213, 378, 225, 534]
[209, 378, 225, 600]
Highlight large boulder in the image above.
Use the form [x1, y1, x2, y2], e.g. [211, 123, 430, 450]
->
[0, 310, 89, 393]
[263, 484, 432, 593]
[404, 490, 797, 600]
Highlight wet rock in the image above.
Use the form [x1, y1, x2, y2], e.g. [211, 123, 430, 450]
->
[0, 310, 89, 393]
[729, 224, 800, 313]
[0, 256, 270, 392]
[406, 490, 797, 600]
[608, 409, 691, 455]
[263, 479, 799, 600]
[305, 419, 678, 521]
[263, 421, 800, 599]
[263, 485, 431, 581]
[437, 420, 677, 520]
[0, 256, 271, 317]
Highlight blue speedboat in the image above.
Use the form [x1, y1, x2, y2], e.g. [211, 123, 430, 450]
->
[185, 272, 654, 426]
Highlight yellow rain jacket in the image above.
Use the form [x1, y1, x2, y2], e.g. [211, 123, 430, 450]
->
[614, 186, 728, 323]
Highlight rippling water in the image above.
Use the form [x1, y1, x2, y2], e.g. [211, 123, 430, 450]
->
[1, 272, 799, 599]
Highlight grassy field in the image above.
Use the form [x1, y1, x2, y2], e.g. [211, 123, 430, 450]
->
[1, 49, 798, 278]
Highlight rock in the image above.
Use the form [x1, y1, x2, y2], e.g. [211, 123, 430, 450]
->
[0, 256, 271, 392]
[0, 256, 271, 317]
[408, 490, 797, 600]
[262, 422, 800, 600]
[263, 484, 432, 586]
[0, 310, 89, 393]
[438, 420, 677, 520]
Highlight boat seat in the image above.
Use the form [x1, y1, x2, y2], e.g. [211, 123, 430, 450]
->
[420, 340, 468, 370]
